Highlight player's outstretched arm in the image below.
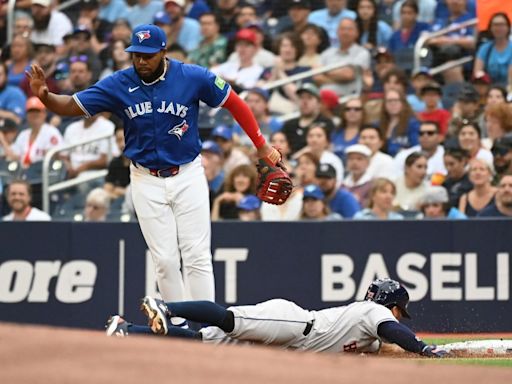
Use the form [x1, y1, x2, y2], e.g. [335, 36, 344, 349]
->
[26, 64, 84, 117]
[221, 89, 280, 163]
[377, 321, 448, 358]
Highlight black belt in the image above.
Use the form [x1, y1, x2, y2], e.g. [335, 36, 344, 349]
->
[303, 320, 314, 336]
[133, 162, 180, 178]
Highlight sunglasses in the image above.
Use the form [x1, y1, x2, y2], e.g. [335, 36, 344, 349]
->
[491, 146, 510, 157]
[419, 130, 437, 136]
[345, 107, 362, 112]
[69, 55, 88, 64]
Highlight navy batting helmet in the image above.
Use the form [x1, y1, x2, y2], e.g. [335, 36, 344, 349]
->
[364, 278, 411, 319]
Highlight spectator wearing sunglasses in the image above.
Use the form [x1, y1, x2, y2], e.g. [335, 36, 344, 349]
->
[492, 134, 512, 180]
[68, 55, 93, 94]
[393, 121, 446, 184]
[331, 96, 363, 163]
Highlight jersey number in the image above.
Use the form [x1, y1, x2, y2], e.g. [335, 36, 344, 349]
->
[343, 342, 357, 352]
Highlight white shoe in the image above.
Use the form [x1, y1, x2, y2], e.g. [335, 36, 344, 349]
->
[105, 315, 130, 337]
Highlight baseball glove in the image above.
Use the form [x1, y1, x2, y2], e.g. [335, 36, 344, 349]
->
[256, 153, 293, 205]
[421, 345, 449, 358]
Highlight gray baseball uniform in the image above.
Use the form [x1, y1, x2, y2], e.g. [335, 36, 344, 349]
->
[199, 299, 397, 353]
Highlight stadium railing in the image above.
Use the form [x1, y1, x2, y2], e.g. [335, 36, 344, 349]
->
[413, 17, 478, 74]
[41, 132, 113, 214]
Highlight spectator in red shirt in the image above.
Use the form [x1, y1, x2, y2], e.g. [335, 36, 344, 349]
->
[418, 82, 451, 138]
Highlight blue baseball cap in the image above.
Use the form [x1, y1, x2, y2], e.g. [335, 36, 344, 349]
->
[211, 125, 233, 140]
[153, 11, 171, 25]
[201, 140, 223, 156]
[303, 184, 325, 200]
[248, 87, 270, 102]
[237, 195, 261, 211]
[126, 24, 167, 54]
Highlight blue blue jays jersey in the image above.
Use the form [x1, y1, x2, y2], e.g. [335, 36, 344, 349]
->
[73, 59, 231, 168]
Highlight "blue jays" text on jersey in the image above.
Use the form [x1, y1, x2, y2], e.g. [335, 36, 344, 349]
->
[73, 59, 230, 168]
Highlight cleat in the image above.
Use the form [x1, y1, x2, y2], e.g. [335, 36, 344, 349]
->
[105, 315, 130, 337]
[140, 296, 169, 335]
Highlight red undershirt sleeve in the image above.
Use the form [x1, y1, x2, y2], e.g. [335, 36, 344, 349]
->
[222, 89, 266, 149]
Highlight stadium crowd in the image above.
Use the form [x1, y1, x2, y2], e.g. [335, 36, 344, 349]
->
[0, 0, 512, 221]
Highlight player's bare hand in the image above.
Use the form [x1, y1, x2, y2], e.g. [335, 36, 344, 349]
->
[26, 64, 49, 100]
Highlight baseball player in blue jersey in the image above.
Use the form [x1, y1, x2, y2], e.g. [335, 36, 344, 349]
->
[105, 278, 448, 357]
[26, 24, 285, 309]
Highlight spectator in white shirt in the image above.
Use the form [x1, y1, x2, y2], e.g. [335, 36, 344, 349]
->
[394, 151, 428, 211]
[358, 124, 395, 179]
[211, 28, 264, 92]
[30, 0, 73, 55]
[6, 97, 63, 168]
[293, 122, 344, 187]
[343, 143, 373, 207]
[62, 114, 117, 179]
[2, 179, 51, 221]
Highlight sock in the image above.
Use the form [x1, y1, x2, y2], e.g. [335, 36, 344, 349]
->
[167, 327, 202, 340]
[167, 301, 234, 332]
[128, 323, 200, 339]
[127, 324, 153, 334]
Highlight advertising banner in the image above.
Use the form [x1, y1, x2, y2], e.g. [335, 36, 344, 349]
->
[0, 221, 510, 332]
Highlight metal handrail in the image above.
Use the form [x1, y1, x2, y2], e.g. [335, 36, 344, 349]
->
[210, 61, 364, 116]
[258, 62, 364, 93]
[429, 56, 474, 76]
[6, 0, 16, 45]
[42, 132, 113, 213]
[56, 0, 82, 11]
[413, 17, 478, 72]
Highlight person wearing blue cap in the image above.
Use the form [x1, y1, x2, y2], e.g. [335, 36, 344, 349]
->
[201, 140, 225, 204]
[211, 124, 250, 176]
[27, 23, 285, 322]
[300, 184, 342, 220]
[236, 194, 261, 221]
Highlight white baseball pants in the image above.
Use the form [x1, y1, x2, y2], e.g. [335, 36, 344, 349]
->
[227, 299, 313, 347]
[130, 156, 215, 302]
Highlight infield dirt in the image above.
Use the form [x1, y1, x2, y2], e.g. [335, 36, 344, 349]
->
[0, 323, 510, 384]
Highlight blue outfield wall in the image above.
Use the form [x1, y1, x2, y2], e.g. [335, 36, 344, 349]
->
[0, 221, 510, 333]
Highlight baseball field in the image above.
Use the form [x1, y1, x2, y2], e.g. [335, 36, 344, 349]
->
[1, 323, 510, 383]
